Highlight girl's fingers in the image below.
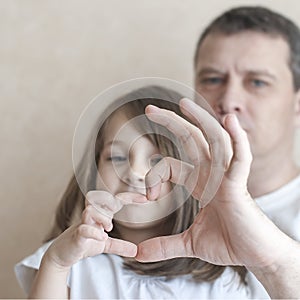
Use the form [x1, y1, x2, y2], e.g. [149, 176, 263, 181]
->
[85, 191, 121, 213]
[84, 190, 149, 231]
[104, 237, 137, 257]
[82, 204, 113, 232]
[76, 224, 108, 243]
[84, 191, 121, 231]
[75, 225, 137, 258]
[145, 157, 194, 200]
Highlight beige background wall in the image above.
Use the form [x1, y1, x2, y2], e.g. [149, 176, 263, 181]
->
[1, 0, 300, 298]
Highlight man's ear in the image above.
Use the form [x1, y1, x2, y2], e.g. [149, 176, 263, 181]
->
[294, 89, 300, 127]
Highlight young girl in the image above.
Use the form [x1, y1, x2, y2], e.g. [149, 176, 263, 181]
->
[15, 86, 249, 299]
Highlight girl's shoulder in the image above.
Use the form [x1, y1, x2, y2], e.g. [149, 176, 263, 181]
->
[14, 241, 53, 295]
[14, 241, 123, 297]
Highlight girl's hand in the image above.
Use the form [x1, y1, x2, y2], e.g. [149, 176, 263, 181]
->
[44, 191, 145, 270]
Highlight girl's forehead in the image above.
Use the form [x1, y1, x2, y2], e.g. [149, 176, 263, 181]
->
[103, 109, 145, 143]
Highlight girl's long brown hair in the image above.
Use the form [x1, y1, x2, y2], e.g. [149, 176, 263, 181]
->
[45, 86, 246, 283]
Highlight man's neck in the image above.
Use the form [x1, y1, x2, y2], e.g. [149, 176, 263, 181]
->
[248, 156, 300, 198]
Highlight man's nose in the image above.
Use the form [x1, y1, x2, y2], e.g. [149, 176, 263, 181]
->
[217, 81, 243, 115]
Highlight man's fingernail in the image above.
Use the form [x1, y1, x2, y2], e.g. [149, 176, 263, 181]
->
[146, 105, 160, 113]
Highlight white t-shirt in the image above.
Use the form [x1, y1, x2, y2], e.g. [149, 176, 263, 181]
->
[15, 175, 300, 299]
[15, 243, 250, 299]
[245, 174, 300, 299]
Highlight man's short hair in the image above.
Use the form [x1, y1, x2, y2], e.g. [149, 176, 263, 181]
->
[194, 6, 300, 90]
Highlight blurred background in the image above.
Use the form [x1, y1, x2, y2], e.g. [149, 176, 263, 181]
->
[1, 0, 299, 297]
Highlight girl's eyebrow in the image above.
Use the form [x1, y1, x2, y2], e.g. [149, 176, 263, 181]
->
[103, 140, 125, 147]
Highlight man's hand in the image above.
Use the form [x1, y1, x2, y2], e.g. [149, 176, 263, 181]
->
[136, 99, 290, 270]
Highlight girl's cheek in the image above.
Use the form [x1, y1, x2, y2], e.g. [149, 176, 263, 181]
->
[95, 176, 105, 190]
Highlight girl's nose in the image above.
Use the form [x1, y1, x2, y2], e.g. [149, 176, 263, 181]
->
[125, 159, 148, 186]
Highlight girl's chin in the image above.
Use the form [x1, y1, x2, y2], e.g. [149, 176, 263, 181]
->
[113, 194, 175, 226]
[113, 213, 171, 229]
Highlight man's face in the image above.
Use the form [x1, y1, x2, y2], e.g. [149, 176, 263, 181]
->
[194, 31, 300, 160]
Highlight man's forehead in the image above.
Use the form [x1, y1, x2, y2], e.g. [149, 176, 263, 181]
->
[195, 31, 291, 73]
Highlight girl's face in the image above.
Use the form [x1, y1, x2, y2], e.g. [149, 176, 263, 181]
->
[97, 109, 175, 228]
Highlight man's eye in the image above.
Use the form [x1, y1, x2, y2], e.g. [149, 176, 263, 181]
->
[108, 156, 127, 162]
[200, 77, 223, 85]
[250, 79, 268, 88]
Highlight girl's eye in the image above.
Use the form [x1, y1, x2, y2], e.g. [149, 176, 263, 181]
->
[108, 156, 127, 162]
[150, 154, 163, 167]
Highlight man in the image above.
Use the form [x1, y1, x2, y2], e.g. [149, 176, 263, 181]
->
[193, 6, 300, 199]
[137, 6, 300, 298]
